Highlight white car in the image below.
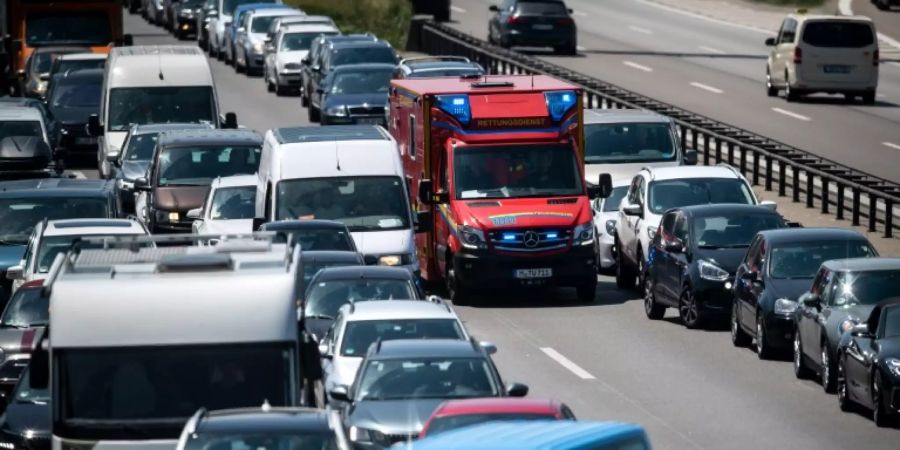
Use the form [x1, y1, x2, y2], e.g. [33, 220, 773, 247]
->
[265, 23, 339, 95]
[592, 178, 630, 272]
[188, 174, 257, 237]
[6, 218, 149, 293]
[765, 13, 878, 103]
[318, 299, 472, 401]
[612, 165, 775, 289]
[233, 8, 304, 74]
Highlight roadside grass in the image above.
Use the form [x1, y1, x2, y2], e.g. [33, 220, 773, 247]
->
[285, 0, 412, 48]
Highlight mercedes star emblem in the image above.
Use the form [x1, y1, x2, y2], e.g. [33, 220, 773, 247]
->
[523, 231, 540, 248]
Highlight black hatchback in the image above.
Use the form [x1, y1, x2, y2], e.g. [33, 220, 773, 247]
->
[44, 69, 103, 156]
[488, 0, 577, 55]
[643, 204, 785, 329]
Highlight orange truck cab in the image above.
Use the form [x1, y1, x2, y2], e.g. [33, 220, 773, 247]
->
[390, 75, 609, 304]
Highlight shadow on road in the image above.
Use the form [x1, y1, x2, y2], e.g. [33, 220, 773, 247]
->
[786, 95, 899, 109]
[439, 278, 643, 309]
[575, 49, 766, 60]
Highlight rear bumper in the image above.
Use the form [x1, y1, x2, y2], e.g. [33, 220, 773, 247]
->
[506, 28, 575, 47]
[453, 244, 596, 290]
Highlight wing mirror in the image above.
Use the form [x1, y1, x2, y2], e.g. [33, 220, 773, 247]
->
[664, 239, 683, 253]
[592, 173, 613, 199]
[134, 177, 151, 191]
[415, 210, 432, 233]
[5, 264, 24, 281]
[850, 323, 871, 337]
[765, 37, 776, 46]
[39, 73, 50, 81]
[622, 203, 642, 218]
[683, 149, 698, 166]
[800, 292, 819, 307]
[479, 341, 497, 355]
[329, 385, 350, 402]
[505, 382, 529, 397]
[105, 151, 120, 164]
[759, 200, 777, 211]
[740, 271, 758, 282]
[186, 208, 202, 220]
[489, 5, 500, 12]
[221, 112, 238, 129]
[86, 114, 102, 137]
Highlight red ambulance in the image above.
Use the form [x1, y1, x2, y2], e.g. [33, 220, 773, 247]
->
[389, 75, 609, 304]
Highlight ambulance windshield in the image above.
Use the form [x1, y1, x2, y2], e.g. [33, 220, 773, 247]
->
[454, 144, 583, 200]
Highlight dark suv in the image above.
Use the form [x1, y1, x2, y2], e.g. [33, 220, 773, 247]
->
[306, 40, 397, 122]
[134, 129, 262, 233]
[488, 0, 577, 54]
[643, 204, 785, 329]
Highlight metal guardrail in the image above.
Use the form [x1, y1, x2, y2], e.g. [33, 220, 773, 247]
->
[407, 18, 900, 238]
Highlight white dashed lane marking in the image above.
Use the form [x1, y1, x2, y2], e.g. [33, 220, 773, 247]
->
[623, 60, 653, 72]
[540, 347, 596, 380]
[450, 5, 466, 13]
[883, 142, 900, 151]
[628, 25, 653, 35]
[771, 107, 811, 122]
[690, 82, 724, 94]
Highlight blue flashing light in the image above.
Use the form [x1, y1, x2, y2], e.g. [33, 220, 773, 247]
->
[502, 233, 516, 241]
[545, 90, 578, 123]
[546, 232, 559, 239]
[435, 94, 471, 126]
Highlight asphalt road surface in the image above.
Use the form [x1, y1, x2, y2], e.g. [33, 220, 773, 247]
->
[446, 0, 900, 184]
[120, 10, 900, 450]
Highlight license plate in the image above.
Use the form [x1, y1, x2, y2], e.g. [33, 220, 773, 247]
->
[532, 24, 554, 31]
[824, 65, 851, 74]
[356, 117, 382, 125]
[514, 268, 552, 279]
[75, 137, 97, 145]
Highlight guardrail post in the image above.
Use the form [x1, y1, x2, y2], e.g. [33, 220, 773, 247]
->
[765, 156, 772, 192]
[726, 142, 733, 166]
[739, 146, 747, 176]
[680, 126, 687, 149]
[714, 139, 722, 164]
[821, 178, 829, 214]
[752, 153, 760, 186]
[852, 189, 861, 226]
[703, 134, 710, 165]
[792, 167, 800, 203]
[885, 199, 893, 238]
[691, 129, 698, 154]
[868, 194, 876, 232]
[806, 173, 814, 208]
[836, 184, 845, 220]
[778, 160, 786, 197]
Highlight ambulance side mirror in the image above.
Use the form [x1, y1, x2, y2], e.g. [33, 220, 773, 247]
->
[418, 179, 434, 205]
[592, 173, 613, 199]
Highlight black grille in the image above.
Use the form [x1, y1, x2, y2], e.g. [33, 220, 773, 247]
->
[384, 433, 418, 445]
[547, 197, 578, 204]
[488, 228, 571, 252]
[349, 106, 385, 115]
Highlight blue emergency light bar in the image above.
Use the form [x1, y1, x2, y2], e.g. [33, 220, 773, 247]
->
[434, 90, 578, 127]
[545, 90, 578, 123]
[435, 94, 472, 126]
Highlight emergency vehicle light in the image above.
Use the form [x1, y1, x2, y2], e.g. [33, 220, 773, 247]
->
[435, 94, 472, 126]
[545, 90, 578, 123]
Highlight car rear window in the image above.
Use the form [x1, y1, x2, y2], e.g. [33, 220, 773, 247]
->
[516, 1, 568, 15]
[801, 21, 874, 48]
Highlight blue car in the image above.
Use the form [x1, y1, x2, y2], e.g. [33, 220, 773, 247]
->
[411, 420, 651, 450]
[224, 2, 291, 65]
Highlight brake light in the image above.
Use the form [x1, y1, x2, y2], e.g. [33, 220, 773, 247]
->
[874, 49, 879, 67]
[558, 17, 574, 26]
[21, 279, 44, 289]
[793, 47, 802, 64]
[507, 15, 524, 25]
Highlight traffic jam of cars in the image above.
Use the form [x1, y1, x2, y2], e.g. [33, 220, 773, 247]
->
[0, 0, 898, 449]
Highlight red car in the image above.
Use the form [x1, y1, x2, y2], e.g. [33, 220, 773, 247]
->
[419, 398, 576, 438]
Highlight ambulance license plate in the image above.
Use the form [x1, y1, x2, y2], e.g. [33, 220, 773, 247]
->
[515, 268, 552, 279]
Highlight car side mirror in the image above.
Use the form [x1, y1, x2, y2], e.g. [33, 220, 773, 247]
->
[105, 151, 120, 164]
[87, 114, 102, 137]
[800, 292, 819, 307]
[0, 394, 6, 414]
[5, 264, 23, 281]
[479, 341, 497, 355]
[312, 65, 321, 72]
[301, 56, 310, 65]
[506, 382, 528, 397]
[664, 239, 683, 253]
[329, 385, 350, 402]
[318, 341, 329, 356]
[759, 200, 777, 211]
[418, 179, 434, 205]
[596, 173, 613, 199]
[221, 112, 238, 129]
[39, 73, 50, 81]
[622, 203, 642, 218]
[850, 323, 871, 337]
[186, 208, 202, 220]
[315, 87, 324, 94]
[134, 177, 150, 191]
[489, 5, 499, 12]
[237, 26, 245, 33]
[264, 36, 272, 43]
[765, 37, 776, 46]
[415, 210, 432, 233]
[740, 271, 757, 282]
[123, 34, 134, 46]
[16, 69, 26, 80]
[683, 149, 698, 166]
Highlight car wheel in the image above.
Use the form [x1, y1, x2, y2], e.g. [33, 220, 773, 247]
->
[301, 90, 310, 107]
[614, 238, 636, 289]
[876, 0, 889, 9]
[446, 256, 469, 306]
[765, 68, 778, 97]
[644, 275, 665, 320]
[793, 330, 812, 379]
[731, 301, 751, 346]
[679, 288, 703, 329]
[756, 314, 774, 359]
[862, 91, 876, 105]
[837, 357, 854, 412]
[267, 77, 276, 93]
[872, 374, 895, 427]
[821, 341, 837, 393]
[785, 76, 800, 102]
[308, 103, 321, 122]
[576, 278, 596, 304]
[635, 248, 645, 292]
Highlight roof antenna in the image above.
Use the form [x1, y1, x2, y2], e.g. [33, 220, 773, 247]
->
[334, 142, 341, 171]
[531, 73, 534, 88]
[157, 48, 164, 81]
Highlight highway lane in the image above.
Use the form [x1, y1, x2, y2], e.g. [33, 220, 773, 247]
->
[120, 10, 900, 450]
[851, 0, 900, 48]
[446, 0, 900, 183]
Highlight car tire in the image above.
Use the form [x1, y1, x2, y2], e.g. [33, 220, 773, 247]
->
[756, 314, 774, 359]
[793, 329, 813, 379]
[644, 275, 665, 320]
[862, 91, 876, 105]
[872, 373, 895, 427]
[876, 0, 889, 10]
[785, 80, 800, 102]
[446, 256, 470, 306]
[301, 90, 310, 107]
[821, 341, 837, 393]
[576, 278, 596, 304]
[308, 104, 321, 122]
[731, 301, 751, 347]
[766, 69, 778, 97]
[635, 248, 645, 292]
[837, 357, 855, 412]
[679, 288, 703, 329]
[614, 238, 636, 289]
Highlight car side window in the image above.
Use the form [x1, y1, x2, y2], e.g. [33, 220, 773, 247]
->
[744, 236, 761, 266]
[502, 0, 515, 11]
[560, 404, 576, 420]
[673, 214, 688, 243]
[778, 19, 797, 44]
[821, 271, 840, 306]
[661, 212, 677, 236]
[636, 177, 646, 206]
[809, 267, 828, 296]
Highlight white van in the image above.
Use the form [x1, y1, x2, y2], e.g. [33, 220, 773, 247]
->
[255, 125, 419, 276]
[89, 45, 237, 179]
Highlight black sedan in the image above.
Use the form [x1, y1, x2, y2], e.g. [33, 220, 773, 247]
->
[19, 46, 87, 99]
[643, 204, 785, 329]
[260, 219, 358, 252]
[488, 0, 577, 55]
[300, 250, 365, 289]
[732, 228, 877, 359]
[794, 258, 900, 393]
[837, 298, 900, 427]
[0, 366, 50, 450]
[44, 69, 103, 157]
[317, 63, 394, 126]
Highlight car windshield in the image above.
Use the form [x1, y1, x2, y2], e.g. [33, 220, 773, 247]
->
[0, 288, 48, 329]
[647, 178, 754, 214]
[455, 144, 583, 200]
[832, 270, 900, 307]
[408, 67, 483, 78]
[276, 177, 410, 232]
[49, 77, 102, 109]
[517, 1, 568, 15]
[108, 87, 216, 131]
[123, 133, 160, 161]
[0, 121, 43, 140]
[209, 186, 256, 220]
[55, 59, 105, 74]
[883, 307, 900, 339]
[341, 319, 465, 357]
[427, 413, 558, 436]
[769, 241, 876, 279]
[184, 433, 338, 450]
[36, 234, 146, 273]
[0, 198, 110, 244]
[14, 367, 51, 405]
[356, 357, 498, 401]
[270, 228, 355, 251]
[60, 344, 292, 434]
[251, 16, 279, 33]
[693, 214, 784, 249]
[802, 22, 874, 48]
[302, 260, 360, 286]
[330, 47, 395, 67]
[33, 52, 58, 73]
[157, 145, 261, 186]
[585, 122, 677, 164]
[26, 13, 112, 46]
[224, 0, 274, 15]
[281, 32, 337, 51]
[329, 69, 392, 94]
[602, 186, 628, 212]
[306, 279, 416, 318]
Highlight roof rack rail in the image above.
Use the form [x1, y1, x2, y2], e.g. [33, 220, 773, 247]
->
[184, 407, 209, 435]
[399, 55, 471, 65]
[426, 295, 452, 312]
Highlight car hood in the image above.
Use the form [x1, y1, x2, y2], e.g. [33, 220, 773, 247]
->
[303, 317, 333, 342]
[0, 136, 50, 160]
[350, 229, 411, 258]
[153, 186, 210, 212]
[198, 219, 253, 235]
[767, 278, 814, 301]
[451, 197, 590, 232]
[323, 93, 388, 109]
[1, 402, 50, 436]
[694, 248, 747, 274]
[276, 50, 309, 65]
[584, 161, 680, 185]
[347, 398, 446, 435]
[0, 245, 26, 271]
[0, 327, 42, 353]
[49, 105, 97, 126]
[120, 160, 150, 181]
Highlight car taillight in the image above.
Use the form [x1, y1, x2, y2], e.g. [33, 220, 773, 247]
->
[21, 279, 43, 289]
[873, 49, 879, 66]
[558, 17, 574, 26]
[507, 15, 524, 25]
[793, 47, 802, 64]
